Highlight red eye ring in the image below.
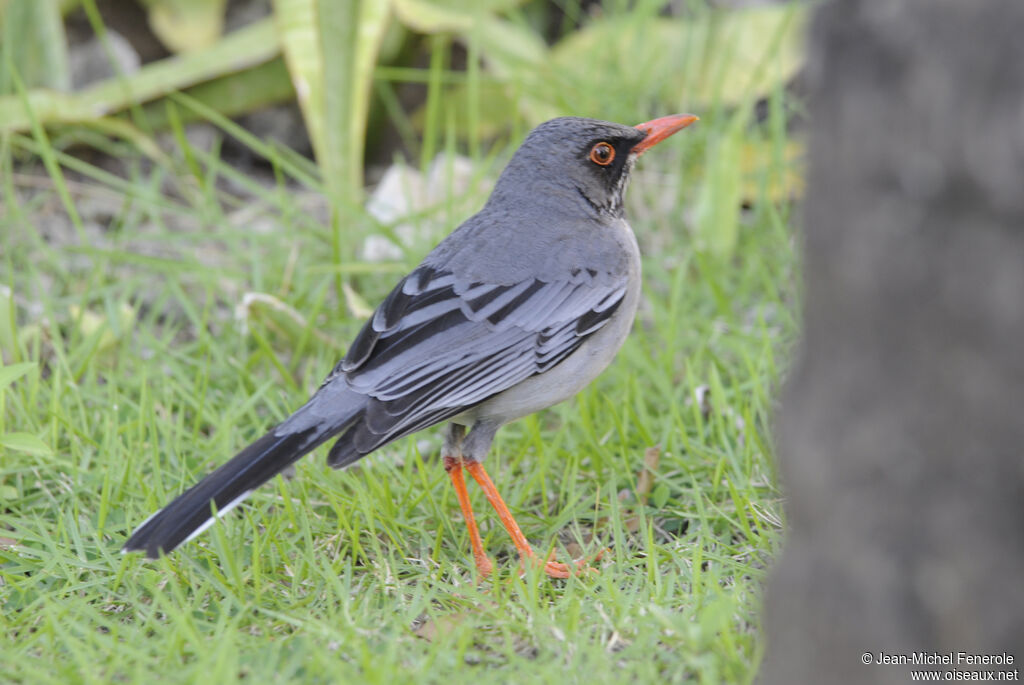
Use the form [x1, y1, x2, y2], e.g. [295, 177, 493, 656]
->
[589, 142, 615, 166]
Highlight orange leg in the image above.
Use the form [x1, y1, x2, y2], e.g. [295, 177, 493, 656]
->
[444, 456, 493, 578]
[464, 460, 596, 579]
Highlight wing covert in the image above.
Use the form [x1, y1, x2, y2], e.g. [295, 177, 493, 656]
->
[324, 264, 627, 458]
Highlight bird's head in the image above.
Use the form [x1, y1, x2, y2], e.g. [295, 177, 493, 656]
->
[488, 114, 698, 219]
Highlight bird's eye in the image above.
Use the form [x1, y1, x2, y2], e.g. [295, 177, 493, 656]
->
[589, 142, 615, 166]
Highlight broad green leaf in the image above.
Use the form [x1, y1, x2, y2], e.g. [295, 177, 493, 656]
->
[0, 0, 70, 93]
[326, 0, 391, 207]
[392, 0, 544, 75]
[545, 4, 807, 118]
[415, 5, 804, 134]
[137, 58, 295, 129]
[272, 0, 323, 168]
[392, 0, 471, 33]
[0, 361, 35, 392]
[274, 0, 390, 207]
[473, 16, 545, 76]
[0, 18, 279, 132]
[147, 0, 229, 53]
[392, 0, 526, 33]
[0, 431, 53, 456]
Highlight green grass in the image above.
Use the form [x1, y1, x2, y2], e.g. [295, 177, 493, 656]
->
[0, 65, 799, 685]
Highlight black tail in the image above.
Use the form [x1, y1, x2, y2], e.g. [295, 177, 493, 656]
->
[123, 388, 363, 558]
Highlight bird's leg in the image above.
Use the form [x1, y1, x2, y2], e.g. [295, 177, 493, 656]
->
[443, 425, 493, 578]
[464, 460, 595, 579]
[444, 456, 494, 578]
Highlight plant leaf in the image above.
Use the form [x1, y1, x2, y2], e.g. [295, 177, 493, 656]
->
[472, 16, 545, 76]
[392, 1, 544, 77]
[0, 361, 35, 392]
[137, 58, 295, 129]
[274, 0, 390, 208]
[652, 482, 671, 511]
[330, 0, 391, 206]
[0, 17, 280, 132]
[392, 0, 526, 33]
[392, 0, 470, 33]
[272, 0, 325, 169]
[544, 4, 807, 119]
[0, 432, 53, 456]
[147, 0, 229, 53]
[0, 0, 70, 92]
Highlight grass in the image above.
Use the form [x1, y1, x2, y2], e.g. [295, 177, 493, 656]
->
[0, 41, 800, 685]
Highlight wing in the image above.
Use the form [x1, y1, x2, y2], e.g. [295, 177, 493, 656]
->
[323, 264, 627, 463]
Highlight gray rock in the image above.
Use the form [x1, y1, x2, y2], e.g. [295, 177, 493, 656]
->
[69, 29, 140, 89]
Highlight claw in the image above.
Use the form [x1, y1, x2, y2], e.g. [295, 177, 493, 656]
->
[518, 548, 603, 579]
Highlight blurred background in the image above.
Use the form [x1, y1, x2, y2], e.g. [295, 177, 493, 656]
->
[1, 0, 805, 260]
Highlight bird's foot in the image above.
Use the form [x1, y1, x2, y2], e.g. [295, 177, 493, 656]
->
[522, 548, 605, 579]
[473, 553, 495, 579]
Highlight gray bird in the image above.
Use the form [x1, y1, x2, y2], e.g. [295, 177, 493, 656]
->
[123, 114, 698, 577]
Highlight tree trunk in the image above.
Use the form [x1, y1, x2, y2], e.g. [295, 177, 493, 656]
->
[759, 1, 1024, 683]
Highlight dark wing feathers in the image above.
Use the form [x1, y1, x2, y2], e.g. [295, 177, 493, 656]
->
[327, 265, 626, 465]
[576, 288, 625, 335]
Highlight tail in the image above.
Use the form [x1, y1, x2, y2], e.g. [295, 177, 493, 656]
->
[123, 387, 362, 558]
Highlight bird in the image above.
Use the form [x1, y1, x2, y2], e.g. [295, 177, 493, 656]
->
[123, 114, 698, 578]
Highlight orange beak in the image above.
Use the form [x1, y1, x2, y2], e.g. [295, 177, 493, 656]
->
[632, 114, 699, 155]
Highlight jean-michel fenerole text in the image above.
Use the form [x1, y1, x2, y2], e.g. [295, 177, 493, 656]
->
[873, 652, 1014, 666]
